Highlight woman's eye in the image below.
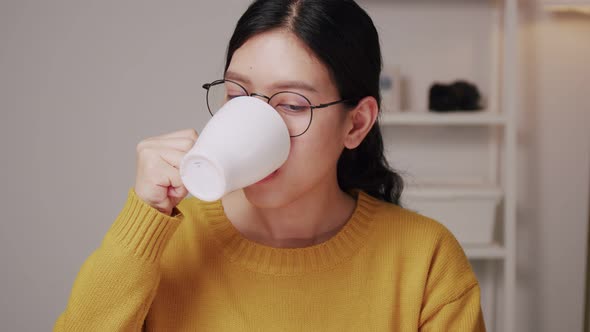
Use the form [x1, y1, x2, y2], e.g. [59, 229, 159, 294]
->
[226, 93, 245, 100]
[277, 104, 308, 113]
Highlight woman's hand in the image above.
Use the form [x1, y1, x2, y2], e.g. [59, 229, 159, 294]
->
[134, 129, 199, 216]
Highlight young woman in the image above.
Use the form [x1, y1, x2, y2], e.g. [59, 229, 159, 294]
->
[54, 0, 486, 331]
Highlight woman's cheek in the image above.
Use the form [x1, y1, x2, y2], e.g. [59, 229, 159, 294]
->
[292, 138, 329, 178]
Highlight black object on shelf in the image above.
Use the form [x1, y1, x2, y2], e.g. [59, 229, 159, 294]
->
[428, 80, 483, 112]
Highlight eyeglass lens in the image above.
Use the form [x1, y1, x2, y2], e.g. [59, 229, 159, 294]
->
[207, 80, 312, 137]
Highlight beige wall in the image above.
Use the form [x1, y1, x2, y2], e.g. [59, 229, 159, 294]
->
[0, 1, 249, 330]
[0, 1, 589, 331]
[517, 3, 590, 331]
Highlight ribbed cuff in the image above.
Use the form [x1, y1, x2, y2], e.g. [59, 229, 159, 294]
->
[105, 188, 184, 264]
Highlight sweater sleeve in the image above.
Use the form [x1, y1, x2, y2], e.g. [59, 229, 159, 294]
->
[419, 284, 486, 331]
[418, 225, 487, 332]
[53, 188, 183, 332]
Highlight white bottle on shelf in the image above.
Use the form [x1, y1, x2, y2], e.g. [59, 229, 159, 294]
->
[379, 65, 402, 113]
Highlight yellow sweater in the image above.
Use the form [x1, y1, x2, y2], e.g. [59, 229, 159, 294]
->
[54, 188, 486, 331]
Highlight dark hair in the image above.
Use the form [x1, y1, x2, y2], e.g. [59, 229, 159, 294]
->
[225, 0, 404, 204]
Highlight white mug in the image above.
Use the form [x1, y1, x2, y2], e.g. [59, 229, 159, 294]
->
[180, 96, 291, 202]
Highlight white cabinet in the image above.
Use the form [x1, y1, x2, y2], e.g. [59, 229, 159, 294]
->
[360, 0, 519, 331]
[403, 185, 502, 245]
[543, 0, 590, 13]
[544, 0, 590, 4]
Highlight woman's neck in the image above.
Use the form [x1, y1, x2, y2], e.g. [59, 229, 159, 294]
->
[222, 181, 357, 248]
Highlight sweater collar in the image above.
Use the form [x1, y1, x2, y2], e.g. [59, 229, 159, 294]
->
[200, 190, 380, 276]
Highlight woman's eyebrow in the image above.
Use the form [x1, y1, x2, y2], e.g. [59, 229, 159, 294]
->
[224, 70, 318, 93]
[225, 71, 251, 84]
[272, 81, 318, 93]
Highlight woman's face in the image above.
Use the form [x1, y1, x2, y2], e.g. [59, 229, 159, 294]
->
[226, 29, 351, 208]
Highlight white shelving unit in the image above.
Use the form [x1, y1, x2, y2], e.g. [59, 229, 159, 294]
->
[379, 111, 507, 126]
[365, 0, 519, 331]
[544, 0, 590, 7]
[543, 1, 590, 14]
[465, 244, 507, 259]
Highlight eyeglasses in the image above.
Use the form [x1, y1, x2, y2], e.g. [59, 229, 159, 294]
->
[202, 79, 358, 137]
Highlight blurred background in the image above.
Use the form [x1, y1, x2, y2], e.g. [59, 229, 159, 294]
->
[0, 0, 589, 331]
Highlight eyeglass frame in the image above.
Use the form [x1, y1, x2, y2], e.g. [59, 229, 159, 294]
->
[202, 79, 359, 137]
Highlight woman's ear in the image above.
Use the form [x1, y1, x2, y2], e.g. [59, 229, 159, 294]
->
[343, 96, 379, 149]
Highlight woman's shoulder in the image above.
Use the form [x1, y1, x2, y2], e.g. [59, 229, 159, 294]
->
[364, 192, 471, 267]
[366, 192, 478, 290]
[365, 192, 454, 242]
